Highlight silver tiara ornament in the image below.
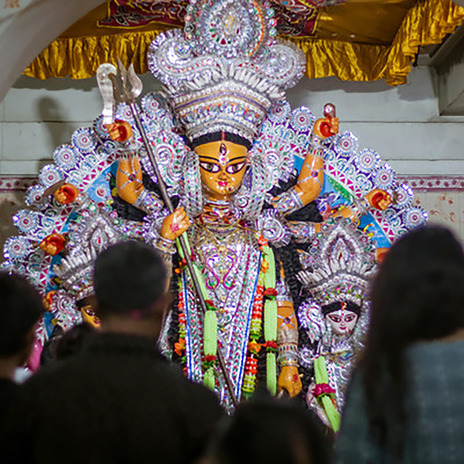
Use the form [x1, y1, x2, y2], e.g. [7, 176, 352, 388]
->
[53, 212, 126, 301]
[298, 218, 376, 308]
[148, 0, 305, 144]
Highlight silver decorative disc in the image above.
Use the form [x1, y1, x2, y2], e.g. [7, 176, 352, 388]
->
[184, 0, 276, 59]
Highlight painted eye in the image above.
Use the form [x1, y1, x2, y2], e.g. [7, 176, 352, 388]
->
[200, 162, 220, 173]
[82, 306, 95, 316]
[225, 162, 245, 174]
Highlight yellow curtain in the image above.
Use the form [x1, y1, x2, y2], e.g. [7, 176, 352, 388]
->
[288, 37, 389, 82]
[384, 0, 464, 85]
[23, 0, 464, 85]
[23, 30, 164, 80]
[288, 0, 464, 85]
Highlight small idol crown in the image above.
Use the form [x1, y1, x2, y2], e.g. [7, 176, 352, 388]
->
[54, 213, 125, 301]
[298, 218, 376, 309]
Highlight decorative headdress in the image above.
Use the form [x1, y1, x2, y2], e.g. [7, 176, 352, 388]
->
[316, 131, 428, 246]
[53, 212, 126, 301]
[298, 218, 376, 308]
[148, 0, 305, 145]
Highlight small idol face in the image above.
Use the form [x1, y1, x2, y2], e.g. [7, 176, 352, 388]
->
[195, 140, 248, 201]
[80, 305, 101, 329]
[325, 309, 358, 336]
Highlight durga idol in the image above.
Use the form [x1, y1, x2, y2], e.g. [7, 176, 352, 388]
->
[105, 0, 338, 408]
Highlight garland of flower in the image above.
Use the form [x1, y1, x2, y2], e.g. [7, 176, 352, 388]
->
[174, 241, 218, 390]
[174, 279, 187, 375]
[202, 298, 218, 390]
[174, 234, 279, 397]
[242, 271, 264, 399]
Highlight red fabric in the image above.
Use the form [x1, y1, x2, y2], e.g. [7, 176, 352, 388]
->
[98, 0, 320, 37]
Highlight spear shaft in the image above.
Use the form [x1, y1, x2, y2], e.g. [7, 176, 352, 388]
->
[128, 103, 238, 407]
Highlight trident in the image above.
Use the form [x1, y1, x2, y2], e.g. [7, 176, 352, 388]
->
[97, 61, 238, 407]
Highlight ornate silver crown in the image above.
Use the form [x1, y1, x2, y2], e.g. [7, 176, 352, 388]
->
[148, 0, 305, 144]
[53, 212, 126, 301]
[298, 218, 376, 308]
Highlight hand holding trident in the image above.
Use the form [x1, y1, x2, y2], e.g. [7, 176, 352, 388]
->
[97, 60, 238, 407]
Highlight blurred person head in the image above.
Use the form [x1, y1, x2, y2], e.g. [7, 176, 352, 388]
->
[41, 322, 97, 366]
[93, 240, 169, 338]
[42, 322, 95, 363]
[208, 395, 332, 464]
[0, 272, 44, 379]
[362, 225, 464, 457]
[54, 323, 96, 360]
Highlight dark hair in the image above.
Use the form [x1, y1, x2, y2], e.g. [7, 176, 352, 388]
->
[0, 272, 44, 357]
[54, 323, 96, 360]
[189, 131, 252, 150]
[40, 324, 63, 366]
[362, 225, 464, 457]
[210, 395, 332, 464]
[93, 240, 167, 316]
[40, 323, 96, 366]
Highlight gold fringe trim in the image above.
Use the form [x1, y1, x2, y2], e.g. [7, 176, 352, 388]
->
[23, 30, 165, 80]
[23, 0, 464, 85]
[385, 0, 464, 85]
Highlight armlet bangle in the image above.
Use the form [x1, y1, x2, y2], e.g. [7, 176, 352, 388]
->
[134, 190, 163, 214]
[271, 189, 304, 216]
[153, 231, 175, 255]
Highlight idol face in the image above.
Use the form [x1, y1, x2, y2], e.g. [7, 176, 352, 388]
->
[80, 305, 101, 328]
[195, 140, 248, 201]
[325, 309, 358, 336]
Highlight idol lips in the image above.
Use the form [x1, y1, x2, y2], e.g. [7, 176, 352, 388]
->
[218, 181, 228, 187]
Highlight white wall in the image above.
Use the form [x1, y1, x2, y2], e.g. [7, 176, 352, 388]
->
[0, 66, 463, 177]
[286, 66, 464, 176]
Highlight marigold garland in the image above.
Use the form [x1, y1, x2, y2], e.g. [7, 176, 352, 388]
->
[176, 234, 281, 399]
[175, 284, 187, 370]
[242, 276, 265, 398]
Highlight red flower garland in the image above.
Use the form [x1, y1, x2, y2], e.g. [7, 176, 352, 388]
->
[262, 340, 278, 352]
[175, 288, 187, 363]
[242, 282, 265, 397]
[313, 383, 335, 398]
